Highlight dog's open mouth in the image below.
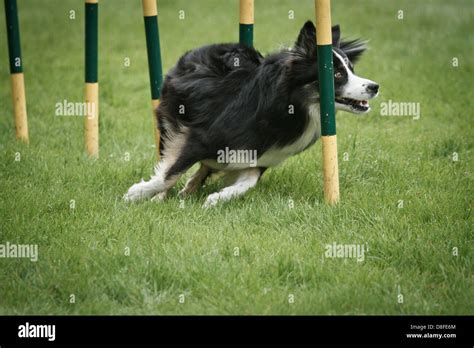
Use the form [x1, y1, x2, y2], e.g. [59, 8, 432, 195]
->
[335, 97, 370, 112]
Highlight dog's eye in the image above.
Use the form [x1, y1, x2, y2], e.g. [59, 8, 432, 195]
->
[334, 72, 343, 79]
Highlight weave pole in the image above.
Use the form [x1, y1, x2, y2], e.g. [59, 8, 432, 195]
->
[239, 0, 253, 47]
[85, 0, 99, 158]
[315, 0, 339, 204]
[4, 0, 28, 143]
[142, 0, 163, 160]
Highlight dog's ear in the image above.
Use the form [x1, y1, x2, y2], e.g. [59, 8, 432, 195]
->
[340, 39, 367, 63]
[332, 25, 341, 47]
[295, 20, 316, 54]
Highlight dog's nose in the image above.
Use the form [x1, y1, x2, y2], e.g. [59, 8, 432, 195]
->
[367, 83, 379, 94]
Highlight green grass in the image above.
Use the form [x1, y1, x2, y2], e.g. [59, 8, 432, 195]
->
[0, 0, 473, 315]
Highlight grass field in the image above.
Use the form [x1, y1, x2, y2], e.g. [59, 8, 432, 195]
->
[0, 0, 473, 315]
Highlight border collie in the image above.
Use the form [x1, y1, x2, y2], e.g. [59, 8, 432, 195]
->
[124, 21, 379, 207]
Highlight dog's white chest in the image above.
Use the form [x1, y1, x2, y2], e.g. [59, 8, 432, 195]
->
[257, 104, 321, 167]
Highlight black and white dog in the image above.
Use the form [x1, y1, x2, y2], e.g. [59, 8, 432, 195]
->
[124, 21, 379, 207]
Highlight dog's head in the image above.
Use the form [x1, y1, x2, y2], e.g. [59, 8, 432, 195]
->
[294, 21, 379, 114]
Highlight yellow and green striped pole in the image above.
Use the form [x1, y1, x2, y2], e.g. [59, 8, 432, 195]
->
[4, 0, 28, 143]
[85, 0, 99, 158]
[315, 0, 339, 204]
[239, 0, 253, 47]
[142, 0, 163, 160]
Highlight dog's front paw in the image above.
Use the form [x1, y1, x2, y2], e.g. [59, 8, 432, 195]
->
[202, 192, 221, 208]
[123, 181, 147, 202]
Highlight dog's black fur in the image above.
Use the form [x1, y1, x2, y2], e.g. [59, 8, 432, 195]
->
[158, 21, 367, 179]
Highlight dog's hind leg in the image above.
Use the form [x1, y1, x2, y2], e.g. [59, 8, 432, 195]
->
[124, 128, 197, 202]
[150, 162, 208, 202]
[151, 190, 168, 202]
[123, 160, 175, 202]
[179, 163, 211, 198]
[203, 167, 262, 208]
